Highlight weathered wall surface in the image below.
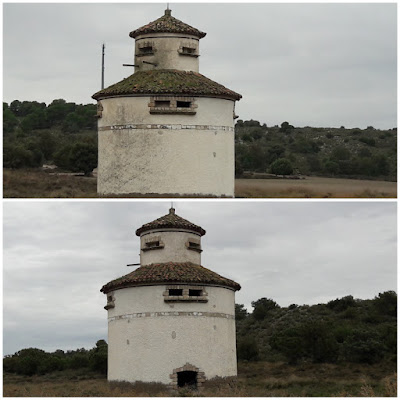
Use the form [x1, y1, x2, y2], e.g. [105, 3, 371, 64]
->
[106, 285, 237, 384]
[134, 33, 200, 72]
[97, 96, 235, 197]
[140, 230, 202, 265]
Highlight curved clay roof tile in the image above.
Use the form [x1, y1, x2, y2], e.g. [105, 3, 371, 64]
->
[92, 70, 242, 101]
[100, 261, 241, 293]
[129, 9, 206, 39]
[135, 208, 206, 236]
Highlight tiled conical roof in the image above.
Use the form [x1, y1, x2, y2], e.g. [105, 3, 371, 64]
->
[100, 261, 241, 293]
[129, 9, 206, 39]
[136, 208, 206, 236]
[92, 69, 242, 101]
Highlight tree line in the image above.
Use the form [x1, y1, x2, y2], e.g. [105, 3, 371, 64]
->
[3, 100, 98, 175]
[235, 120, 397, 180]
[3, 340, 107, 376]
[3, 100, 397, 180]
[236, 291, 397, 365]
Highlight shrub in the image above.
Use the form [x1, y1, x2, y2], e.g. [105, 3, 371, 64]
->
[270, 158, 293, 175]
[237, 337, 259, 361]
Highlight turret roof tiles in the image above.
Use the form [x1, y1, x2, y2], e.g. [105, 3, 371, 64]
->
[129, 9, 206, 39]
[135, 208, 206, 236]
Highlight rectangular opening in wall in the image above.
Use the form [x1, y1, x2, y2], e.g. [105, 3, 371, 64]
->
[177, 101, 191, 108]
[155, 100, 170, 108]
[189, 289, 202, 297]
[182, 47, 196, 55]
[107, 296, 113, 302]
[169, 289, 183, 296]
[140, 46, 153, 54]
[146, 241, 160, 248]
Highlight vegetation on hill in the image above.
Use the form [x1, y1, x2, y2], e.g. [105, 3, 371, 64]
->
[235, 120, 397, 181]
[3, 100, 97, 174]
[3, 340, 107, 376]
[236, 291, 397, 365]
[3, 100, 397, 181]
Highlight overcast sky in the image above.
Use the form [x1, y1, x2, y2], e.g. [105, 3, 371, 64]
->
[3, 2, 397, 129]
[3, 200, 396, 356]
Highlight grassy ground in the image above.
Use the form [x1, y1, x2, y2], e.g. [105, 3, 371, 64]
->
[235, 176, 397, 198]
[3, 169, 397, 198]
[3, 361, 397, 397]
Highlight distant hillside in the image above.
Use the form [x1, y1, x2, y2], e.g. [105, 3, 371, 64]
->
[236, 291, 397, 365]
[235, 120, 397, 181]
[3, 100, 397, 181]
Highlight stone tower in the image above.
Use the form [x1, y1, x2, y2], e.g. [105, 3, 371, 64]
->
[100, 208, 240, 388]
[92, 9, 241, 197]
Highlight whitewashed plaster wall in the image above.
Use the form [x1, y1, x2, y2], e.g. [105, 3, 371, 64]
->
[134, 33, 200, 72]
[97, 97, 235, 197]
[139, 229, 202, 265]
[106, 285, 237, 384]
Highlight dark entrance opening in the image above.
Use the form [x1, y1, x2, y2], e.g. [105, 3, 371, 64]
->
[177, 371, 197, 388]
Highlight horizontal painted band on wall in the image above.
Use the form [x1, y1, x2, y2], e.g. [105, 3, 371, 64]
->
[99, 124, 234, 132]
[108, 311, 235, 322]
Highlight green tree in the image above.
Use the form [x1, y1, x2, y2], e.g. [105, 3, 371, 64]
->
[251, 298, 280, 320]
[373, 291, 397, 317]
[235, 304, 248, 321]
[3, 106, 18, 134]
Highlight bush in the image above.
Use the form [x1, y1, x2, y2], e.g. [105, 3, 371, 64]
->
[270, 158, 293, 175]
[237, 337, 259, 361]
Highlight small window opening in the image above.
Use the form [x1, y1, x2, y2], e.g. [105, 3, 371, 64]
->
[107, 296, 113, 302]
[169, 289, 183, 296]
[177, 371, 197, 388]
[182, 47, 196, 55]
[155, 100, 170, 108]
[146, 241, 160, 248]
[189, 241, 200, 248]
[189, 289, 202, 297]
[140, 46, 153, 54]
[177, 101, 191, 108]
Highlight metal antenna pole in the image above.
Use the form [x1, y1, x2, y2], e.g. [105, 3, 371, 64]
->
[101, 43, 105, 89]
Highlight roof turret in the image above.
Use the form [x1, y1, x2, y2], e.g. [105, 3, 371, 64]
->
[135, 207, 206, 236]
[129, 9, 206, 39]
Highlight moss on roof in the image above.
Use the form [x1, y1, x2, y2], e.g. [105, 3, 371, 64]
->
[136, 208, 206, 236]
[129, 9, 206, 39]
[92, 69, 241, 101]
[100, 261, 241, 293]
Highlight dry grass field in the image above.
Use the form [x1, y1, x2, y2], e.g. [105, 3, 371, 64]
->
[235, 176, 397, 198]
[3, 169, 397, 198]
[3, 362, 397, 397]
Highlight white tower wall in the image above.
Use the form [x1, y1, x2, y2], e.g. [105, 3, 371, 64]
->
[140, 229, 202, 265]
[97, 96, 235, 197]
[106, 284, 237, 384]
[135, 33, 200, 72]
